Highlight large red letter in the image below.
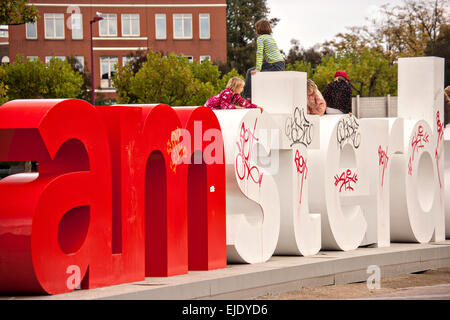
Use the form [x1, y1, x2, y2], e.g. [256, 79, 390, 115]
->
[0, 99, 114, 294]
[96, 105, 146, 284]
[134, 105, 188, 277]
[176, 107, 226, 271]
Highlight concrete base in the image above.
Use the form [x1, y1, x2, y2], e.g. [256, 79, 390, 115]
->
[2, 241, 450, 300]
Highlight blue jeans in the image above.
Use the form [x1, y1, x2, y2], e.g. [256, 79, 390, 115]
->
[243, 61, 285, 99]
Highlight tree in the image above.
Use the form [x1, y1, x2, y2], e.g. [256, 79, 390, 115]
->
[0, 81, 7, 105]
[375, 0, 449, 59]
[190, 57, 221, 90]
[0, 0, 39, 25]
[425, 24, 450, 86]
[226, 0, 279, 75]
[113, 51, 216, 106]
[326, 0, 450, 62]
[285, 60, 314, 79]
[0, 55, 84, 101]
[286, 39, 324, 68]
[113, 50, 245, 106]
[313, 49, 397, 97]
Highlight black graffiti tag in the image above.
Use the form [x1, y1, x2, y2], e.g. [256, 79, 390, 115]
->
[285, 107, 313, 147]
[336, 116, 361, 149]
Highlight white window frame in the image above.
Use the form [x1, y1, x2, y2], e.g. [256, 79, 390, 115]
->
[99, 14, 117, 37]
[26, 22, 37, 39]
[155, 14, 166, 40]
[100, 56, 118, 88]
[0, 25, 9, 38]
[45, 56, 66, 63]
[173, 14, 192, 40]
[74, 56, 84, 72]
[200, 55, 211, 63]
[44, 13, 65, 40]
[71, 13, 83, 40]
[199, 14, 210, 39]
[121, 14, 140, 37]
[122, 56, 135, 67]
[183, 55, 194, 63]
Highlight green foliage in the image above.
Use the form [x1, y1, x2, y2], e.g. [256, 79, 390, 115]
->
[190, 58, 221, 89]
[113, 51, 218, 106]
[425, 24, 450, 86]
[0, 0, 39, 25]
[0, 68, 7, 105]
[113, 50, 249, 106]
[285, 61, 314, 78]
[113, 64, 136, 104]
[216, 69, 244, 92]
[0, 55, 84, 102]
[226, 0, 278, 75]
[312, 49, 397, 97]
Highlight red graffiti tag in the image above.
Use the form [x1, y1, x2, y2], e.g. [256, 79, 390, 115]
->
[334, 169, 358, 192]
[295, 150, 308, 204]
[235, 119, 263, 187]
[167, 128, 188, 173]
[435, 110, 444, 188]
[378, 145, 389, 188]
[408, 125, 429, 176]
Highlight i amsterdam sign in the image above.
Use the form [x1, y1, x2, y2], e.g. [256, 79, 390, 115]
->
[0, 57, 448, 295]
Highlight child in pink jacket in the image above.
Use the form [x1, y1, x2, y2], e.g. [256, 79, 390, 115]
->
[205, 77, 264, 112]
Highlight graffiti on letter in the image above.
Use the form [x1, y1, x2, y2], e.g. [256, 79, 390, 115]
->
[435, 110, 444, 188]
[235, 119, 263, 187]
[408, 125, 429, 176]
[285, 107, 314, 147]
[378, 146, 389, 188]
[294, 150, 307, 204]
[334, 169, 358, 192]
[336, 116, 361, 149]
[167, 128, 188, 173]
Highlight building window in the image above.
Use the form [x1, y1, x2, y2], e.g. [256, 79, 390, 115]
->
[122, 56, 136, 67]
[122, 14, 139, 37]
[173, 14, 192, 39]
[182, 55, 194, 63]
[0, 25, 8, 38]
[199, 14, 210, 39]
[155, 14, 166, 40]
[45, 56, 66, 63]
[99, 14, 117, 37]
[74, 56, 84, 72]
[45, 13, 65, 39]
[26, 22, 37, 39]
[71, 13, 83, 40]
[100, 56, 118, 88]
[200, 55, 211, 63]
[27, 56, 39, 61]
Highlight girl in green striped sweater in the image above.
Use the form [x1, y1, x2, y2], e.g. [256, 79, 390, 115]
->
[243, 19, 285, 100]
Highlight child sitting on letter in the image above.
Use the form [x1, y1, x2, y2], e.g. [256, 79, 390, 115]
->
[307, 79, 326, 116]
[205, 77, 264, 113]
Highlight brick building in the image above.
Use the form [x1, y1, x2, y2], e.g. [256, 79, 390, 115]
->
[8, 0, 227, 99]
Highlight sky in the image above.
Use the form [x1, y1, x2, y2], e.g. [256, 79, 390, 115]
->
[266, 0, 404, 53]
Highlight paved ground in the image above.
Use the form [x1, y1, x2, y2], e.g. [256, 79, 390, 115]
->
[256, 267, 450, 300]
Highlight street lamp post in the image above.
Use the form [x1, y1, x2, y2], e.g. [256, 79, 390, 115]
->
[90, 14, 103, 106]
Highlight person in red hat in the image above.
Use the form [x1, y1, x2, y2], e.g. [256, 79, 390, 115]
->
[322, 70, 353, 114]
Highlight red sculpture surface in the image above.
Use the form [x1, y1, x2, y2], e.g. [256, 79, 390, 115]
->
[176, 107, 226, 271]
[0, 100, 227, 295]
[0, 99, 114, 294]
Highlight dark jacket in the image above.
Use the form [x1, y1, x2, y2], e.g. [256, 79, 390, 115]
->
[322, 79, 353, 114]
